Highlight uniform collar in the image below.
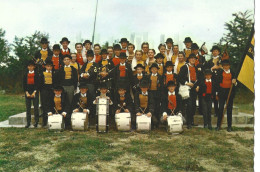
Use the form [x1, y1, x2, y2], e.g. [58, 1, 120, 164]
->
[206, 79, 212, 82]
[142, 91, 148, 96]
[64, 65, 70, 68]
[166, 71, 173, 74]
[53, 54, 59, 57]
[62, 48, 69, 52]
[29, 70, 34, 74]
[55, 94, 61, 98]
[120, 94, 125, 97]
[137, 73, 143, 76]
[224, 69, 230, 73]
[81, 93, 87, 97]
[157, 63, 163, 66]
[168, 91, 175, 95]
[188, 63, 195, 67]
[46, 70, 52, 73]
[88, 60, 94, 63]
[213, 56, 219, 59]
[152, 73, 158, 76]
[120, 63, 125, 66]
[42, 48, 47, 51]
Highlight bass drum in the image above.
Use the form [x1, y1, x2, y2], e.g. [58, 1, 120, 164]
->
[48, 114, 64, 131]
[115, 112, 131, 131]
[167, 114, 183, 134]
[71, 112, 89, 131]
[136, 114, 151, 132]
[96, 97, 109, 133]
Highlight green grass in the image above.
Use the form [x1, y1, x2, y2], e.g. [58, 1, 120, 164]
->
[234, 87, 254, 114]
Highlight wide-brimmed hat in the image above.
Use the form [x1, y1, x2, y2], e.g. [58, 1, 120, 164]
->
[165, 61, 174, 67]
[155, 53, 165, 59]
[204, 69, 212, 75]
[149, 63, 160, 70]
[53, 44, 61, 50]
[191, 43, 199, 50]
[79, 82, 88, 89]
[210, 45, 221, 52]
[183, 37, 192, 43]
[165, 38, 174, 44]
[134, 64, 145, 70]
[113, 44, 121, 50]
[83, 40, 92, 46]
[53, 85, 64, 91]
[119, 52, 127, 59]
[60, 37, 70, 44]
[119, 38, 129, 43]
[40, 38, 49, 44]
[166, 81, 176, 87]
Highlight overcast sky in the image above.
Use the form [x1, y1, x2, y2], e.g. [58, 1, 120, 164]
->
[0, 0, 255, 51]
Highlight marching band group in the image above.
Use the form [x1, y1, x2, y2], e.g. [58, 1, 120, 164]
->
[23, 36, 237, 132]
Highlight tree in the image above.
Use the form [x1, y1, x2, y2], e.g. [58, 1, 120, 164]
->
[217, 10, 254, 70]
[0, 28, 10, 64]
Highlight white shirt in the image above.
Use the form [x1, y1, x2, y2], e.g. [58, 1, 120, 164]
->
[62, 48, 69, 52]
[205, 79, 212, 82]
[81, 93, 87, 97]
[168, 91, 175, 96]
[46, 70, 52, 73]
[213, 56, 219, 59]
[55, 94, 61, 98]
[224, 69, 230, 74]
[137, 73, 143, 76]
[53, 55, 59, 58]
[151, 73, 158, 76]
[64, 65, 70, 68]
[166, 71, 173, 74]
[142, 91, 148, 96]
[157, 63, 163, 66]
[29, 70, 34, 74]
[42, 48, 47, 51]
[120, 63, 126, 66]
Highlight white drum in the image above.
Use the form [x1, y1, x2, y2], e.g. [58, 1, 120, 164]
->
[115, 112, 131, 131]
[96, 98, 109, 132]
[136, 114, 151, 131]
[71, 112, 89, 131]
[48, 114, 64, 131]
[167, 114, 183, 134]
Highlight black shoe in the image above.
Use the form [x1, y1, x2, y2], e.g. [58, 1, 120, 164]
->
[34, 123, 38, 128]
[227, 127, 232, 132]
[215, 127, 220, 131]
[187, 125, 192, 129]
[208, 125, 213, 130]
[204, 125, 208, 128]
[25, 124, 30, 128]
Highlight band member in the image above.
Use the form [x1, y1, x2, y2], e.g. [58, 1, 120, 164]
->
[39, 60, 56, 127]
[183, 37, 193, 59]
[107, 46, 114, 60]
[131, 50, 146, 75]
[165, 38, 174, 61]
[134, 80, 155, 128]
[119, 38, 129, 53]
[35, 38, 53, 71]
[199, 42, 208, 56]
[70, 53, 80, 73]
[158, 44, 167, 64]
[133, 64, 147, 94]
[174, 51, 186, 74]
[52, 44, 63, 71]
[161, 81, 182, 124]
[179, 53, 203, 129]
[191, 43, 206, 68]
[147, 63, 163, 127]
[145, 49, 156, 74]
[94, 44, 102, 63]
[75, 43, 84, 67]
[60, 37, 71, 56]
[82, 40, 92, 61]
[47, 85, 70, 129]
[199, 69, 218, 130]
[216, 60, 237, 132]
[155, 53, 165, 75]
[164, 61, 178, 88]
[127, 43, 135, 64]
[23, 60, 40, 128]
[141, 42, 149, 61]
[80, 50, 98, 99]
[172, 45, 179, 64]
[112, 44, 121, 66]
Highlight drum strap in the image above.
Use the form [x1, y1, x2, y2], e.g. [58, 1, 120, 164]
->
[139, 107, 147, 114]
[78, 99, 84, 110]
[168, 97, 175, 116]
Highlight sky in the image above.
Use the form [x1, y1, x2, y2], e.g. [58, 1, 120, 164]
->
[0, 0, 255, 52]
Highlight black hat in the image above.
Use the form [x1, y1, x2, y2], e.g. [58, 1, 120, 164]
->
[63, 54, 72, 59]
[191, 43, 199, 50]
[40, 37, 49, 44]
[165, 61, 174, 67]
[119, 38, 129, 43]
[83, 40, 92, 46]
[53, 44, 61, 50]
[155, 53, 165, 59]
[87, 50, 94, 57]
[113, 44, 121, 50]
[119, 52, 127, 59]
[60, 37, 70, 44]
[183, 37, 193, 43]
[221, 60, 230, 65]
[204, 69, 212, 75]
[99, 82, 108, 89]
[187, 53, 198, 60]
[100, 49, 108, 55]
[27, 60, 36, 66]
[165, 38, 174, 44]
[44, 59, 54, 66]
[210, 45, 221, 52]
[53, 85, 63, 91]
[139, 80, 149, 88]
[79, 82, 88, 89]
[166, 81, 176, 87]
[149, 63, 160, 70]
[134, 64, 145, 70]
[117, 82, 127, 90]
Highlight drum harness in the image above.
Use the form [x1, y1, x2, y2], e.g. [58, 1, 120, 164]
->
[168, 97, 176, 116]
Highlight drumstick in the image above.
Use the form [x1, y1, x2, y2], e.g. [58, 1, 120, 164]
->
[139, 107, 147, 115]
[54, 107, 59, 114]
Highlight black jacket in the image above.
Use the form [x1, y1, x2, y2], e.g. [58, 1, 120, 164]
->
[216, 69, 236, 97]
[35, 49, 53, 61]
[198, 77, 219, 97]
[161, 91, 182, 115]
[71, 92, 94, 111]
[48, 92, 69, 114]
[23, 70, 40, 93]
[114, 63, 133, 88]
[39, 69, 57, 90]
[56, 66, 78, 89]
[113, 93, 134, 113]
[98, 59, 115, 83]
[147, 73, 163, 92]
[133, 72, 148, 92]
[80, 62, 98, 85]
[134, 91, 154, 114]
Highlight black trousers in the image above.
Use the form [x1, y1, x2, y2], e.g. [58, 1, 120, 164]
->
[186, 89, 197, 126]
[25, 92, 39, 125]
[212, 91, 219, 116]
[201, 95, 212, 127]
[217, 88, 234, 128]
[150, 90, 161, 124]
[40, 87, 53, 126]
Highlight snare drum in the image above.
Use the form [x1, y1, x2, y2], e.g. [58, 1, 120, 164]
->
[48, 114, 64, 131]
[136, 114, 151, 131]
[96, 97, 109, 132]
[167, 115, 183, 134]
[115, 112, 131, 131]
[71, 112, 89, 131]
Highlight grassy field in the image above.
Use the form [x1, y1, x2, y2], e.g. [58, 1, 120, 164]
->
[0, 93, 254, 171]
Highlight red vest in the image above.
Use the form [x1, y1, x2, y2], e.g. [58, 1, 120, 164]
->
[76, 54, 84, 66]
[61, 50, 70, 56]
[220, 72, 232, 88]
[121, 49, 127, 53]
[52, 56, 60, 70]
[168, 94, 177, 110]
[119, 66, 126, 77]
[189, 66, 196, 82]
[165, 73, 174, 85]
[205, 81, 212, 94]
[27, 73, 35, 84]
[112, 58, 120, 66]
[95, 55, 102, 63]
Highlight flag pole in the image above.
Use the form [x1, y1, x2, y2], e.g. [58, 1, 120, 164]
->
[92, 0, 99, 44]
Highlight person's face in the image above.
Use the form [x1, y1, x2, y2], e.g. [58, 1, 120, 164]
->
[189, 57, 196, 65]
[135, 52, 142, 60]
[71, 54, 77, 62]
[168, 86, 176, 92]
[205, 74, 212, 80]
[120, 58, 126, 64]
[41, 43, 48, 49]
[53, 49, 60, 56]
[101, 53, 108, 59]
[212, 50, 220, 57]
[94, 46, 101, 55]
[100, 88, 108, 94]
[136, 67, 143, 74]
[118, 89, 126, 96]
[173, 46, 179, 54]
[148, 50, 154, 59]
[62, 41, 69, 49]
[114, 49, 121, 56]
[107, 49, 113, 57]
[76, 45, 83, 53]
[157, 58, 163, 64]
[63, 57, 71, 65]
[178, 54, 184, 62]
[159, 46, 166, 54]
[185, 42, 192, 48]
[85, 43, 91, 50]
[166, 42, 173, 49]
[142, 44, 149, 53]
[151, 67, 158, 74]
[80, 88, 88, 94]
[141, 87, 148, 93]
[54, 90, 62, 96]
[87, 56, 94, 62]
[127, 45, 134, 53]
[45, 64, 53, 71]
[223, 64, 230, 71]
[121, 42, 128, 49]
[192, 49, 199, 55]
[166, 66, 173, 72]
[28, 65, 35, 71]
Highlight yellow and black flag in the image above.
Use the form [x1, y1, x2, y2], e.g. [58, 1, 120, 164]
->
[236, 24, 255, 93]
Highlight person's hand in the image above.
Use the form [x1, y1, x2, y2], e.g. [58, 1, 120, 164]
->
[31, 92, 36, 98]
[83, 109, 88, 113]
[125, 109, 129, 113]
[147, 112, 152, 117]
[216, 95, 219, 101]
[116, 110, 120, 114]
[62, 112, 66, 117]
[196, 86, 199, 92]
[73, 109, 79, 112]
[48, 112, 53, 116]
[83, 73, 89, 78]
[186, 82, 194, 87]
[232, 79, 237, 84]
[163, 115, 167, 121]
[136, 112, 142, 116]
[26, 92, 31, 98]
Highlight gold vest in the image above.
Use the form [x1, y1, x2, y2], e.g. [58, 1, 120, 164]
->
[158, 64, 163, 75]
[80, 96, 87, 109]
[85, 63, 93, 72]
[150, 75, 158, 90]
[139, 94, 148, 108]
[40, 50, 48, 61]
[43, 72, 52, 84]
[54, 97, 62, 111]
[64, 67, 72, 79]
